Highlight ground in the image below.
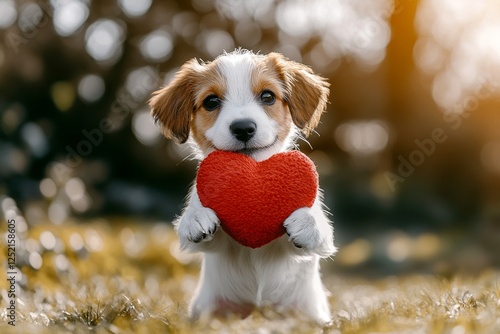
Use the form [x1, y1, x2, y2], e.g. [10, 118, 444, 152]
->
[1, 219, 499, 333]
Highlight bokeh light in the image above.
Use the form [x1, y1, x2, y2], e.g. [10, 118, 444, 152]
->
[40, 231, 57, 250]
[48, 201, 69, 225]
[172, 11, 199, 40]
[52, 0, 89, 36]
[132, 109, 161, 146]
[234, 20, 262, 47]
[71, 194, 91, 213]
[64, 177, 85, 201]
[69, 232, 85, 252]
[275, 0, 393, 70]
[125, 66, 159, 101]
[1, 196, 17, 213]
[0, 144, 28, 175]
[386, 232, 413, 262]
[18, 3, 43, 34]
[118, 0, 153, 18]
[415, 0, 500, 112]
[140, 29, 174, 62]
[0, 0, 17, 28]
[216, 0, 394, 70]
[78, 74, 106, 103]
[20, 122, 49, 158]
[216, 0, 276, 28]
[85, 19, 126, 64]
[50, 81, 75, 111]
[196, 29, 235, 58]
[40, 178, 57, 199]
[54, 254, 70, 271]
[412, 233, 441, 261]
[336, 239, 372, 266]
[84, 228, 104, 252]
[335, 120, 389, 156]
[28, 251, 43, 270]
[1, 104, 24, 135]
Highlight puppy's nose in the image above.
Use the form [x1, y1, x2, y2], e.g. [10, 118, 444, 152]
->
[230, 119, 257, 142]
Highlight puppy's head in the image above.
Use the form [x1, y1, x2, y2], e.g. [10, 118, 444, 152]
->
[150, 50, 329, 161]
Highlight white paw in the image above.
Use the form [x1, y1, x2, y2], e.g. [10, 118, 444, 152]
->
[283, 207, 321, 250]
[177, 207, 220, 244]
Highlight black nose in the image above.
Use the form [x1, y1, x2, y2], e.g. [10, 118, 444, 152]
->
[230, 119, 257, 142]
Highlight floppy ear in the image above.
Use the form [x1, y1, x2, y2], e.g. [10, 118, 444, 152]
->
[268, 53, 330, 137]
[149, 59, 202, 143]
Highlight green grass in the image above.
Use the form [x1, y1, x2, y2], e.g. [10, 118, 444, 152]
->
[1, 220, 499, 333]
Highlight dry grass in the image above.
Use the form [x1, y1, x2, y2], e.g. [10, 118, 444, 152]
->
[1, 219, 500, 333]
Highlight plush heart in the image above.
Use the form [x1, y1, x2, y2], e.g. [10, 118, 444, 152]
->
[196, 150, 318, 248]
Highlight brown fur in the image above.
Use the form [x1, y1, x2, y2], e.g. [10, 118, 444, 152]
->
[265, 53, 330, 136]
[150, 52, 329, 146]
[149, 59, 225, 144]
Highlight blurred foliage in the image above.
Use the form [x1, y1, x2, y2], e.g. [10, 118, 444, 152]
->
[0, 0, 499, 237]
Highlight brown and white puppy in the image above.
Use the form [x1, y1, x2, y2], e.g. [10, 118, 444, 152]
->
[150, 49, 336, 323]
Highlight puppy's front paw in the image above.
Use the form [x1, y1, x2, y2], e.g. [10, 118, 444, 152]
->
[283, 207, 321, 250]
[177, 207, 219, 244]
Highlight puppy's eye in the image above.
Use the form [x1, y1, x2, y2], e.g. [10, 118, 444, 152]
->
[260, 90, 276, 105]
[203, 95, 221, 111]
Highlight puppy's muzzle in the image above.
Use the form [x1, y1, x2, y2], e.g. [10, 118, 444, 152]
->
[230, 119, 256, 142]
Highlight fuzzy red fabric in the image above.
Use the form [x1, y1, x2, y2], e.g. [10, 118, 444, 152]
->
[196, 150, 318, 248]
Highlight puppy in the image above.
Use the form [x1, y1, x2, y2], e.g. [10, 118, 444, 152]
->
[150, 49, 337, 323]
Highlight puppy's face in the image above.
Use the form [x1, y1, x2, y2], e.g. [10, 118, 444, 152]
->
[150, 50, 329, 161]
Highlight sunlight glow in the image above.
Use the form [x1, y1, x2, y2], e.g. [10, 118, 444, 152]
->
[415, 0, 500, 112]
[481, 141, 500, 174]
[217, 0, 394, 71]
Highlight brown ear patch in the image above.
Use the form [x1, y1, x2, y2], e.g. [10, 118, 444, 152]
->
[266, 53, 330, 137]
[149, 59, 209, 143]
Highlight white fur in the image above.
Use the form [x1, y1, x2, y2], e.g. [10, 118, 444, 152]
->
[170, 51, 337, 323]
[203, 51, 286, 162]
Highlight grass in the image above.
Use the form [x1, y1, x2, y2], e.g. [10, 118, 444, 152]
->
[1, 219, 499, 333]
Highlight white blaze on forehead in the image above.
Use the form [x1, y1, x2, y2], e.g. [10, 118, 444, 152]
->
[216, 52, 256, 105]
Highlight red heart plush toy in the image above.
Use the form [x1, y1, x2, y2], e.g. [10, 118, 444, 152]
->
[196, 150, 318, 248]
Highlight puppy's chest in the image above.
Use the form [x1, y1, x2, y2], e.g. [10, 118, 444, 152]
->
[224, 249, 307, 292]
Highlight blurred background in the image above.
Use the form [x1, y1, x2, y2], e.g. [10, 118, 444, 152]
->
[1, 0, 500, 275]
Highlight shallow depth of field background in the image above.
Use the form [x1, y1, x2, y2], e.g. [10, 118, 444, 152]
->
[1, 0, 500, 332]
